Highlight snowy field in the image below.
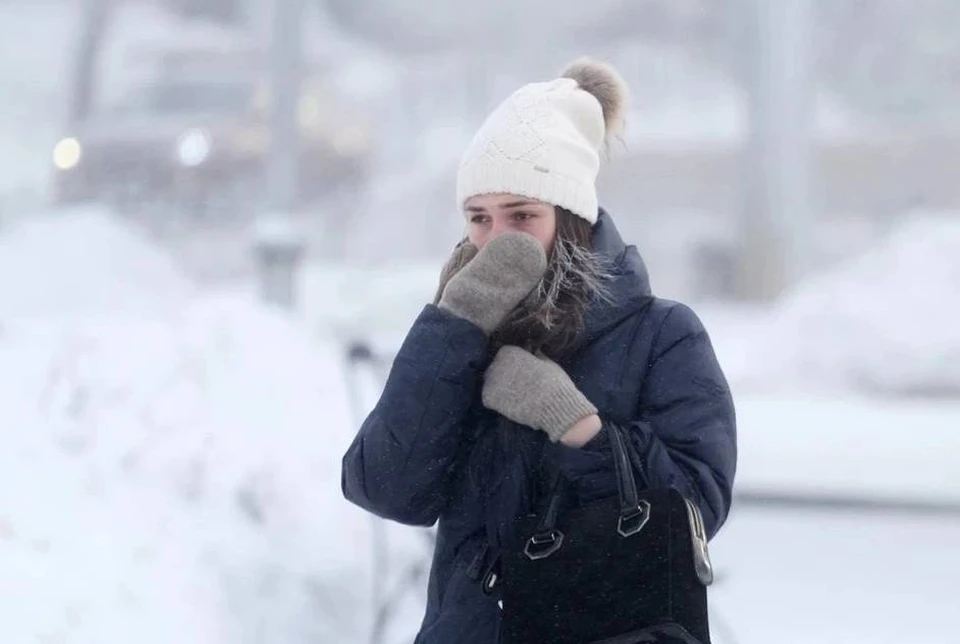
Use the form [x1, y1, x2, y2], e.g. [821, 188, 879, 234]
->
[0, 208, 376, 643]
[0, 294, 373, 643]
[708, 506, 960, 644]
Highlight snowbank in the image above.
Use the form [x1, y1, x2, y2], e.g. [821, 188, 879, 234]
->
[0, 292, 372, 643]
[721, 213, 960, 396]
[707, 505, 960, 644]
[300, 261, 440, 340]
[734, 394, 960, 504]
[0, 205, 390, 643]
[0, 206, 195, 319]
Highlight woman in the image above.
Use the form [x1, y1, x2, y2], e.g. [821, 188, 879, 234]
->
[342, 58, 737, 643]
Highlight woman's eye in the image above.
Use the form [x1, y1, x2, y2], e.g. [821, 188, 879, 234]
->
[512, 212, 533, 221]
[469, 214, 489, 224]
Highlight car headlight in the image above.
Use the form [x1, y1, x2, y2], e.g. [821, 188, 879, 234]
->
[53, 137, 82, 171]
[176, 128, 212, 167]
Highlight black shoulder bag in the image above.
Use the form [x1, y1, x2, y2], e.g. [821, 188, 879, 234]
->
[483, 422, 715, 644]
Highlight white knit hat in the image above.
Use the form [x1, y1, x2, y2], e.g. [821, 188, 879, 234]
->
[456, 58, 628, 224]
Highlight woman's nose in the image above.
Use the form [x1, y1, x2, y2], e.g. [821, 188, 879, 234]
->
[489, 219, 509, 239]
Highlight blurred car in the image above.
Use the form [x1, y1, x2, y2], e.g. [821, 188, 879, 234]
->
[51, 68, 371, 217]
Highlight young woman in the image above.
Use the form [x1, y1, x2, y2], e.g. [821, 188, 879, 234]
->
[342, 58, 737, 643]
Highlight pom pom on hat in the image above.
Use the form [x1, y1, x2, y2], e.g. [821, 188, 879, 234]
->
[561, 57, 629, 141]
[456, 57, 630, 224]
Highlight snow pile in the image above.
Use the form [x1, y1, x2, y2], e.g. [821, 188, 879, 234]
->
[0, 293, 372, 643]
[723, 213, 960, 396]
[0, 206, 195, 318]
[301, 261, 441, 341]
[0, 209, 375, 642]
[708, 505, 960, 644]
[733, 394, 960, 504]
[0, 206, 384, 642]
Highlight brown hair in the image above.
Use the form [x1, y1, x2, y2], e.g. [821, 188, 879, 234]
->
[491, 207, 611, 358]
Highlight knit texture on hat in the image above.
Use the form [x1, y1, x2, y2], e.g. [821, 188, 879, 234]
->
[456, 59, 627, 224]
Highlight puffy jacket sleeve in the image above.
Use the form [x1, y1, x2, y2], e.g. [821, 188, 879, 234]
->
[557, 302, 737, 539]
[341, 305, 489, 526]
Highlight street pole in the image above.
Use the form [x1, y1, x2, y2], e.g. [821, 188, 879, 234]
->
[69, 0, 111, 127]
[266, 0, 305, 215]
[253, 0, 307, 310]
[739, 0, 814, 301]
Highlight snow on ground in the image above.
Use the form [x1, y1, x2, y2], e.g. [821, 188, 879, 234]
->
[0, 295, 372, 643]
[300, 262, 440, 344]
[716, 212, 960, 397]
[706, 506, 960, 644]
[0, 208, 375, 643]
[733, 394, 960, 504]
[0, 206, 196, 318]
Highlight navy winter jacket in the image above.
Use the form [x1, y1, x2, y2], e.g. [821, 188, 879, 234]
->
[342, 210, 737, 643]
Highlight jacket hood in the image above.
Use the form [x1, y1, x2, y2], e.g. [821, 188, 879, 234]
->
[581, 208, 653, 344]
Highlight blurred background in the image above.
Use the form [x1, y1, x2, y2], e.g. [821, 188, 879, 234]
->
[1, 0, 958, 643]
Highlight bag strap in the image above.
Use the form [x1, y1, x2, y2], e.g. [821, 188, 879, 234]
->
[478, 421, 654, 592]
[608, 423, 640, 517]
[620, 421, 651, 490]
[525, 422, 651, 561]
[520, 441, 568, 560]
[603, 422, 651, 537]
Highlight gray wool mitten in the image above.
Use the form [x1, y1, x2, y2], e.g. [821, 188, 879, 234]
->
[482, 345, 598, 442]
[437, 232, 547, 334]
[433, 240, 479, 305]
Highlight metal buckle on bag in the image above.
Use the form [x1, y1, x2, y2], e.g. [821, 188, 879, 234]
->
[617, 500, 651, 538]
[684, 498, 715, 586]
[523, 529, 565, 561]
[482, 567, 500, 595]
[480, 552, 502, 596]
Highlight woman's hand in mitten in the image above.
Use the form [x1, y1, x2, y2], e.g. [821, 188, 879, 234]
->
[433, 240, 479, 305]
[482, 345, 600, 445]
[437, 232, 547, 334]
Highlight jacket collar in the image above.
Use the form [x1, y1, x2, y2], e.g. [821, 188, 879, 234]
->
[581, 208, 653, 344]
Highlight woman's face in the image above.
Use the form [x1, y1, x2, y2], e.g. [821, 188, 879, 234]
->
[463, 193, 557, 253]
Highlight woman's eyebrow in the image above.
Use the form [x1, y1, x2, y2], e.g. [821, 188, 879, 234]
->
[499, 199, 539, 209]
[466, 199, 539, 213]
